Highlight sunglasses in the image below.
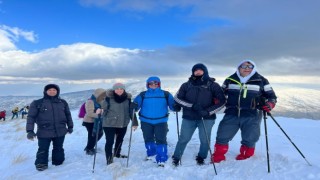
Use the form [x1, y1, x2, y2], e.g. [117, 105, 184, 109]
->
[240, 65, 254, 69]
[148, 81, 159, 86]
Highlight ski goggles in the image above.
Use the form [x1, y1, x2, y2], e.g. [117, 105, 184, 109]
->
[239, 65, 254, 69]
[148, 81, 159, 86]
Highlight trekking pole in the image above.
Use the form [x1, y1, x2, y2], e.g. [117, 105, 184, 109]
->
[175, 112, 182, 165]
[267, 112, 312, 166]
[263, 111, 271, 173]
[126, 110, 135, 167]
[92, 115, 101, 173]
[201, 119, 217, 175]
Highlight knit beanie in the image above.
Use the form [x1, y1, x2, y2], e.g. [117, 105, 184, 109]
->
[113, 83, 126, 90]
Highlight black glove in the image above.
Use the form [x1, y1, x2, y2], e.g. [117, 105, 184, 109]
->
[173, 104, 181, 112]
[192, 103, 202, 111]
[68, 128, 73, 134]
[199, 110, 209, 117]
[130, 102, 138, 110]
[27, 131, 36, 140]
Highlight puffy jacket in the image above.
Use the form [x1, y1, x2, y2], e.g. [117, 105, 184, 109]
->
[134, 77, 175, 124]
[175, 78, 226, 120]
[222, 72, 277, 116]
[102, 89, 138, 128]
[26, 84, 73, 138]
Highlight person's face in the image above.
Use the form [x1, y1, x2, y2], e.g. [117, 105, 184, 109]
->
[114, 88, 124, 95]
[47, 88, 57, 97]
[193, 69, 204, 76]
[148, 81, 159, 89]
[239, 62, 254, 77]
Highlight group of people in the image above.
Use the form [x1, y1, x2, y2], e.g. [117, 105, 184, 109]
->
[25, 59, 277, 171]
[0, 106, 29, 121]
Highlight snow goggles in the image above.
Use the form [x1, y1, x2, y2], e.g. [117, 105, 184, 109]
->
[240, 65, 254, 69]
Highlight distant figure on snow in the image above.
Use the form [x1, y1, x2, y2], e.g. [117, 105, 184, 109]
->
[0, 110, 6, 121]
[11, 107, 19, 119]
[26, 84, 74, 171]
[21, 106, 29, 119]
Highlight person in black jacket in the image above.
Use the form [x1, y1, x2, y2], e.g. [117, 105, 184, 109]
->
[172, 63, 226, 166]
[26, 84, 73, 171]
[212, 60, 277, 163]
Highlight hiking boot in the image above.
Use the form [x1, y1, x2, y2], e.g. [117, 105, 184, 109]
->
[86, 149, 96, 155]
[157, 162, 165, 167]
[36, 164, 48, 171]
[115, 154, 128, 158]
[107, 157, 113, 165]
[172, 156, 180, 167]
[196, 156, 205, 165]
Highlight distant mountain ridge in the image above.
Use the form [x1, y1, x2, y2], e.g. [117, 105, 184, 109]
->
[1, 82, 319, 120]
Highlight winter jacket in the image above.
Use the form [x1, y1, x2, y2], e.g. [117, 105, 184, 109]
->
[0, 111, 5, 118]
[175, 78, 226, 120]
[26, 89, 73, 138]
[134, 77, 175, 124]
[102, 89, 138, 128]
[222, 72, 277, 116]
[83, 88, 106, 123]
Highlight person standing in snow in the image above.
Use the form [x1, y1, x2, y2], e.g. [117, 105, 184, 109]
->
[212, 60, 277, 163]
[11, 106, 19, 119]
[101, 83, 138, 165]
[132, 76, 175, 167]
[26, 84, 73, 171]
[171, 63, 226, 166]
[82, 88, 106, 155]
[0, 110, 6, 121]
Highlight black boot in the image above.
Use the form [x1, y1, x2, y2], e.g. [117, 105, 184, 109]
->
[172, 156, 180, 167]
[107, 156, 113, 165]
[36, 164, 48, 171]
[196, 156, 204, 165]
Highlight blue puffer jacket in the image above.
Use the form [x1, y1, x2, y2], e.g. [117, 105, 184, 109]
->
[134, 76, 175, 124]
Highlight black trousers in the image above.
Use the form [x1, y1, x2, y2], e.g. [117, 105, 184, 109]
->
[83, 122, 103, 150]
[103, 127, 127, 161]
[35, 136, 65, 166]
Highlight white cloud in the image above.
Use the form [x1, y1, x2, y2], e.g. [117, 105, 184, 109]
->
[0, 25, 37, 51]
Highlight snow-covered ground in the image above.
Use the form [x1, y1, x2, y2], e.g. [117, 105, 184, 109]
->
[0, 111, 320, 180]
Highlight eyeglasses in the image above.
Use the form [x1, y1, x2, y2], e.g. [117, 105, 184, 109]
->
[148, 81, 159, 86]
[240, 65, 254, 69]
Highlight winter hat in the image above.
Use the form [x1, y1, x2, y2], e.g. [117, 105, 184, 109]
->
[192, 63, 208, 75]
[113, 83, 126, 90]
[146, 76, 161, 88]
[94, 88, 106, 99]
[43, 84, 60, 95]
[236, 59, 257, 83]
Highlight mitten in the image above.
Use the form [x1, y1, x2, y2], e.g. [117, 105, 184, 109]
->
[27, 131, 36, 140]
[173, 104, 181, 112]
[262, 102, 275, 113]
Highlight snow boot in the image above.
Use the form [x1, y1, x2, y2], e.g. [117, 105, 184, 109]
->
[236, 145, 255, 160]
[115, 154, 128, 158]
[196, 156, 205, 165]
[211, 144, 229, 163]
[36, 164, 48, 171]
[172, 156, 180, 167]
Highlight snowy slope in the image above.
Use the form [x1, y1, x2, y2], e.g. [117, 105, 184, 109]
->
[0, 111, 319, 180]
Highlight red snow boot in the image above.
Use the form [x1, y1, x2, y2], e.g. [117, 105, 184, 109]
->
[236, 145, 255, 160]
[211, 144, 228, 163]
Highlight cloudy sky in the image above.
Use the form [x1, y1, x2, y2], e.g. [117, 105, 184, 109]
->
[0, 0, 319, 96]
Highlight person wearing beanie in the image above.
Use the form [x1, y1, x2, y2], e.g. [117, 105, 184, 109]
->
[101, 83, 139, 165]
[26, 84, 73, 171]
[82, 88, 106, 155]
[172, 63, 226, 166]
[132, 76, 175, 167]
[212, 60, 277, 163]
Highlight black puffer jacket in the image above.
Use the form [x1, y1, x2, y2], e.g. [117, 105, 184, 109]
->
[175, 78, 226, 120]
[26, 84, 73, 138]
[222, 72, 277, 116]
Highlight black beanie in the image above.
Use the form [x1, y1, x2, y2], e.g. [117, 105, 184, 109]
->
[43, 84, 60, 96]
[192, 63, 208, 75]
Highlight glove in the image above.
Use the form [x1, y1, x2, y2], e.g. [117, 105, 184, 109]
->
[27, 131, 36, 140]
[199, 110, 209, 117]
[262, 102, 275, 113]
[68, 128, 73, 134]
[192, 103, 202, 111]
[130, 102, 138, 110]
[173, 103, 181, 112]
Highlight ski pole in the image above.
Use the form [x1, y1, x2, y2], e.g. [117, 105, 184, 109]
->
[263, 111, 271, 173]
[126, 110, 135, 167]
[92, 115, 101, 173]
[267, 112, 312, 166]
[201, 119, 217, 175]
[175, 112, 182, 165]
